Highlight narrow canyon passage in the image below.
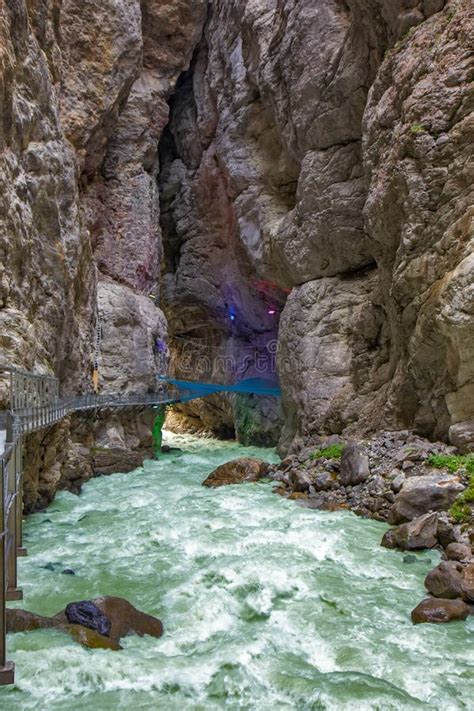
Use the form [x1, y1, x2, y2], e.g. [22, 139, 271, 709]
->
[0, 0, 473, 705]
[3, 433, 473, 710]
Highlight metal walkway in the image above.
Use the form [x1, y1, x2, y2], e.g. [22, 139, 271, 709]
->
[0, 366, 280, 684]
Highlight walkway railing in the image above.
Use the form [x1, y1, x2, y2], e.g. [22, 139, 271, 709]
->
[0, 413, 24, 684]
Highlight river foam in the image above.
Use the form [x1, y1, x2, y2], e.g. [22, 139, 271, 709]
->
[1, 432, 472, 710]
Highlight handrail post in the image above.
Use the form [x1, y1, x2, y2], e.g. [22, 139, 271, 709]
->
[5, 418, 21, 604]
[0, 456, 14, 685]
[15, 424, 26, 558]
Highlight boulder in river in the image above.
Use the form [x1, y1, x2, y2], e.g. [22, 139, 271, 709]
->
[388, 474, 464, 524]
[6, 609, 57, 633]
[202, 457, 269, 487]
[381, 513, 438, 551]
[92, 596, 164, 640]
[411, 597, 470, 624]
[7, 596, 163, 651]
[339, 444, 370, 486]
[424, 561, 463, 599]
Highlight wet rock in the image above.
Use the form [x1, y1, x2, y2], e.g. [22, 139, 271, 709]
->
[65, 601, 112, 637]
[381, 513, 438, 551]
[445, 543, 472, 562]
[403, 555, 417, 565]
[62, 569, 76, 576]
[92, 596, 164, 641]
[313, 471, 336, 492]
[424, 562, 463, 599]
[41, 563, 57, 572]
[461, 564, 474, 603]
[6, 609, 57, 633]
[67, 625, 122, 651]
[388, 474, 464, 524]
[290, 469, 314, 493]
[339, 444, 370, 486]
[411, 597, 469, 625]
[202, 458, 269, 487]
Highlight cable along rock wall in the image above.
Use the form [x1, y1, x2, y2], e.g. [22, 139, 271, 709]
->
[160, 0, 473, 454]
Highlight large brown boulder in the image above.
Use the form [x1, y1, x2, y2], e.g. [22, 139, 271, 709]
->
[411, 597, 470, 625]
[202, 458, 269, 487]
[381, 512, 438, 551]
[8, 596, 163, 651]
[424, 561, 463, 599]
[445, 543, 472, 562]
[388, 474, 464, 524]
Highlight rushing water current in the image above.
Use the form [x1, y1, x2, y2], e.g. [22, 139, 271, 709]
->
[1, 432, 472, 710]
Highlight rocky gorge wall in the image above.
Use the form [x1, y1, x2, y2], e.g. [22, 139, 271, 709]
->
[0, 0, 207, 509]
[158, 0, 473, 454]
[0, 0, 472, 508]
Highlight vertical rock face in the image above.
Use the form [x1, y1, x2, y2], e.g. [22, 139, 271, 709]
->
[363, 4, 473, 445]
[0, 0, 96, 399]
[159, 0, 473, 452]
[0, 0, 208, 508]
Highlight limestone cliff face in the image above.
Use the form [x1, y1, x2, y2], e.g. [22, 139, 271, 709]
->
[0, 0, 95, 399]
[159, 0, 473, 453]
[0, 0, 207, 509]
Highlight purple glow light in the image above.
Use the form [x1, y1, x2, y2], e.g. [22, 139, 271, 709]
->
[268, 309, 276, 315]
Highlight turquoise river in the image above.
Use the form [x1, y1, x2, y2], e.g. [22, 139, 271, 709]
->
[0, 432, 472, 710]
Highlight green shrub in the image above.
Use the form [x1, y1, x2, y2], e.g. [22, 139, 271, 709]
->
[310, 443, 345, 461]
[428, 452, 474, 523]
[449, 500, 472, 524]
[427, 453, 474, 474]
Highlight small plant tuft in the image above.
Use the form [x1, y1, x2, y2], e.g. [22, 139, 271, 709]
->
[410, 122, 427, 135]
[310, 443, 345, 461]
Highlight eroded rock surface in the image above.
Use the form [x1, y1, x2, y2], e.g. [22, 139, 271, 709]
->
[154, 0, 473, 453]
[202, 457, 269, 487]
